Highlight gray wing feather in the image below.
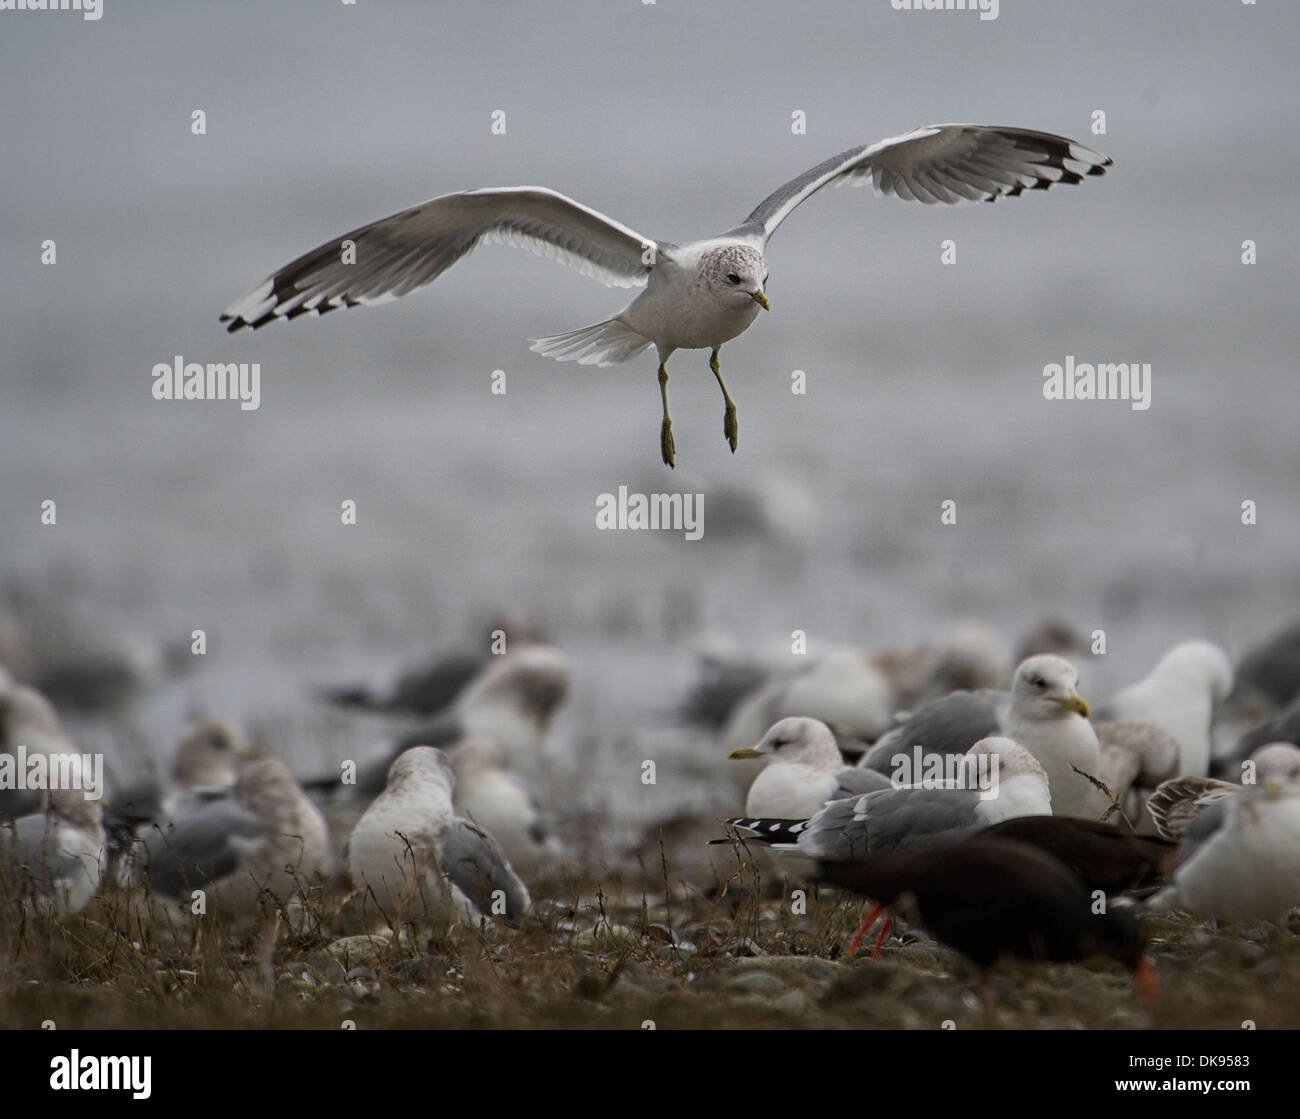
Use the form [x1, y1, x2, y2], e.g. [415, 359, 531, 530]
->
[732, 125, 1111, 243]
[1223, 696, 1300, 773]
[856, 786, 982, 853]
[799, 785, 981, 860]
[438, 818, 529, 925]
[138, 799, 264, 898]
[797, 798, 865, 861]
[860, 690, 1003, 774]
[828, 767, 893, 800]
[222, 187, 658, 331]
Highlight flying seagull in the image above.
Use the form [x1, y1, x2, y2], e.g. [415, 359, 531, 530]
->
[221, 124, 1111, 466]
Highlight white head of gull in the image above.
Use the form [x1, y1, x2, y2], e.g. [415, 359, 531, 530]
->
[1002, 654, 1109, 820]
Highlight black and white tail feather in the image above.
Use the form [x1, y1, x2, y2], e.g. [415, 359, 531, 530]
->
[714, 817, 811, 846]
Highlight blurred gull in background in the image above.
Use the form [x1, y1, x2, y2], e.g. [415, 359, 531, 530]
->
[1148, 742, 1300, 923]
[345, 746, 530, 935]
[1, 777, 104, 919]
[1095, 640, 1233, 779]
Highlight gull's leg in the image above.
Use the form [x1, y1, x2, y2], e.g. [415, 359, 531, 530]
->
[658, 361, 676, 468]
[710, 348, 738, 453]
[848, 903, 883, 955]
[870, 914, 893, 961]
[256, 908, 280, 998]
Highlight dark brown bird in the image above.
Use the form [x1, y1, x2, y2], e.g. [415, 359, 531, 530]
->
[978, 815, 1177, 894]
[814, 838, 1158, 1004]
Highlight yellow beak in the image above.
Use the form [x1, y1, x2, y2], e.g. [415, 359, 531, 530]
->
[1266, 778, 1282, 797]
[1057, 692, 1091, 718]
[750, 290, 770, 311]
[728, 747, 762, 760]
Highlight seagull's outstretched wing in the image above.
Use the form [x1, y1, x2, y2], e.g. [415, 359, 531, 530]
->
[732, 124, 1111, 244]
[221, 187, 658, 332]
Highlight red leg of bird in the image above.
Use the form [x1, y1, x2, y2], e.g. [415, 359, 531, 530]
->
[870, 915, 893, 961]
[1134, 955, 1159, 1004]
[848, 904, 883, 955]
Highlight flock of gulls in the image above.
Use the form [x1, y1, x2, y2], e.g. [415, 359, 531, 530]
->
[4, 120, 1298, 1018]
[709, 631, 1300, 1005]
[2, 611, 1300, 1015]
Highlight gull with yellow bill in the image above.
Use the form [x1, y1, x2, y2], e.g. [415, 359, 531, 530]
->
[221, 125, 1109, 466]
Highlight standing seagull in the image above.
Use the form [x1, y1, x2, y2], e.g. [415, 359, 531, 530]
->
[346, 747, 530, 935]
[1148, 743, 1300, 923]
[2, 784, 104, 919]
[860, 655, 1110, 819]
[221, 125, 1110, 466]
[128, 756, 333, 933]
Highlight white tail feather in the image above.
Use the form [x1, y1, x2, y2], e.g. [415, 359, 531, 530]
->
[530, 318, 651, 366]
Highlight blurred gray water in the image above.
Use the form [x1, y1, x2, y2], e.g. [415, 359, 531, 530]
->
[2, 1, 1298, 851]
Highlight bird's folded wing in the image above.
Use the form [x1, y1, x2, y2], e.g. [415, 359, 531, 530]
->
[859, 690, 1003, 774]
[797, 798, 864, 861]
[1147, 776, 1237, 842]
[856, 785, 982, 853]
[137, 800, 264, 896]
[828, 766, 893, 800]
[734, 124, 1111, 243]
[222, 187, 658, 331]
[437, 817, 530, 923]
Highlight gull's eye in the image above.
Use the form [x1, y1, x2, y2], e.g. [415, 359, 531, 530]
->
[726, 273, 741, 284]
[1030, 676, 1045, 689]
